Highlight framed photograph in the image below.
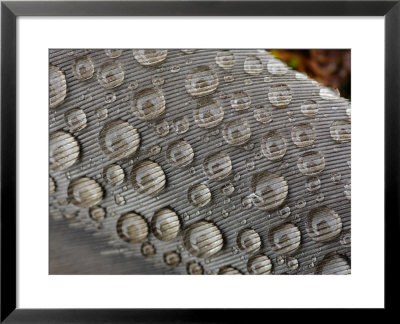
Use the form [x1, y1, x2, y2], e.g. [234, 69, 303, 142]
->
[1, 0, 397, 321]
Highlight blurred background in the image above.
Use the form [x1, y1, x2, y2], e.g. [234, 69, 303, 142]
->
[269, 49, 351, 99]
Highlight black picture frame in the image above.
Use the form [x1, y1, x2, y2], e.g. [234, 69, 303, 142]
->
[1, 0, 398, 322]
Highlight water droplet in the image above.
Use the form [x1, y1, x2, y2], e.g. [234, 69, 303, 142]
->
[291, 123, 316, 147]
[68, 177, 103, 208]
[319, 87, 340, 100]
[185, 66, 219, 97]
[305, 176, 321, 192]
[344, 182, 351, 200]
[166, 140, 194, 168]
[301, 100, 319, 116]
[181, 49, 196, 54]
[340, 230, 351, 247]
[133, 49, 168, 66]
[188, 183, 212, 207]
[248, 255, 272, 274]
[49, 65, 67, 109]
[49, 177, 56, 195]
[268, 83, 292, 108]
[307, 206, 342, 242]
[222, 119, 251, 146]
[97, 61, 124, 89]
[250, 171, 288, 211]
[64, 108, 87, 132]
[184, 221, 223, 258]
[261, 131, 287, 161]
[103, 164, 125, 187]
[221, 183, 235, 196]
[99, 120, 140, 161]
[49, 131, 80, 170]
[287, 257, 299, 270]
[278, 205, 291, 219]
[246, 158, 255, 170]
[254, 105, 272, 124]
[230, 91, 251, 111]
[268, 223, 301, 255]
[316, 253, 350, 275]
[105, 49, 123, 58]
[173, 116, 190, 134]
[215, 50, 235, 70]
[186, 261, 204, 275]
[117, 212, 148, 243]
[224, 73, 234, 82]
[131, 160, 166, 196]
[72, 56, 94, 81]
[150, 145, 161, 156]
[267, 58, 288, 75]
[237, 228, 261, 254]
[132, 88, 166, 120]
[203, 151, 232, 181]
[330, 120, 351, 143]
[151, 207, 180, 241]
[297, 151, 326, 176]
[152, 119, 170, 137]
[244, 55, 263, 75]
[129, 80, 139, 90]
[89, 205, 106, 222]
[170, 65, 180, 73]
[96, 107, 108, 121]
[105, 92, 116, 103]
[152, 75, 165, 87]
[277, 256, 285, 265]
[331, 172, 342, 183]
[193, 98, 224, 129]
[295, 199, 306, 209]
[141, 242, 156, 257]
[316, 193, 324, 202]
[218, 266, 242, 275]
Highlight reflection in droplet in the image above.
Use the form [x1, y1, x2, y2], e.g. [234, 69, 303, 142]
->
[166, 140, 194, 168]
[97, 61, 124, 89]
[261, 131, 287, 161]
[64, 108, 87, 132]
[268, 223, 301, 255]
[268, 84, 292, 108]
[215, 50, 235, 70]
[185, 66, 219, 97]
[247, 255, 272, 275]
[230, 91, 251, 111]
[103, 164, 125, 186]
[117, 212, 148, 243]
[184, 221, 223, 258]
[193, 99, 224, 129]
[188, 183, 211, 207]
[222, 119, 251, 146]
[99, 120, 140, 161]
[307, 206, 342, 242]
[68, 177, 103, 208]
[291, 123, 316, 147]
[132, 88, 166, 121]
[133, 49, 168, 66]
[151, 208, 180, 241]
[72, 56, 94, 80]
[330, 120, 351, 143]
[131, 160, 166, 196]
[237, 228, 261, 254]
[297, 151, 326, 176]
[244, 55, 263, 75]
[203, 151, 232, 181]
[49, 131, 80, 170]
[250, 171, 288, 211]
[49, 65, 67, 109]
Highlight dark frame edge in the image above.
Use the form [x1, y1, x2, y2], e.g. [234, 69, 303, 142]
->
[1, 1, 16, 323]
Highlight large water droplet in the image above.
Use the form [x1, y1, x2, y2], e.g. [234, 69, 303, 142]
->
[184, 221, 223, 258]
[215, 50, 235, 70]
[132, 88, 166, 121]
[64, 108, 87, 132]
[99, 120, 140, 161]
[103, 164, 125, 186]
[244, 55, 263, 75]
[330, 120, 351, 143]
[319, 87, 340, 100]
[203, 151, 232, 181]
[188, 183, 212, 207]
[250, 171, 288, 211]
[237, 228, 261, 254]
[297, 151, 326, 176]
[268, 223, 301, 255]
[316, 253, 350, 275]
[166, 140, 194, 168]
[131, 160, 166, 196]
[49, 131, 80, 170]
[133, 49, 168, 66]
[291, 123, 315, 147]
[151, 207, 180, 241]
[185, 66, 219, 97]
[247, 254, 272, 274]
[230, 91, 251, 111]
[222, 119, 251, 146]
[72, 56, 94, 80]
[68, 177, 103, 208]
[97, 61, 124, 89]
[307, 206, 342, 242]
[193, 99, 224, 129]
[117, 212, 148, 243]
[261, 131, 287, 161]
[268, 84, 292, 108]
[49, 65, 67, 109]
